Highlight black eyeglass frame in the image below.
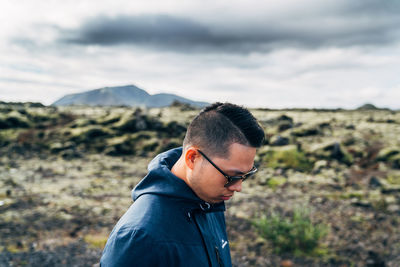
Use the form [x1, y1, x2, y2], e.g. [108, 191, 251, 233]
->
[197, 149, 257, 187]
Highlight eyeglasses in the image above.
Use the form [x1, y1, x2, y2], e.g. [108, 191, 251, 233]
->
[197, 149, 257, 187]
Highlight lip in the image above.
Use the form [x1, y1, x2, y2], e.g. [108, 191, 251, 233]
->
[221, 195, 233, 201]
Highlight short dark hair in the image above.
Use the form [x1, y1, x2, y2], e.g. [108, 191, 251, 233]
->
[183, 102, 264, 157]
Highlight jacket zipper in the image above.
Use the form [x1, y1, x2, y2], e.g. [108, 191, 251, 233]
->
[192, 213, 213, 267]
[215, 246, 223, 267]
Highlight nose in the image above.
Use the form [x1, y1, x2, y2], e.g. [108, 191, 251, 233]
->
[227, 180, 242, 192]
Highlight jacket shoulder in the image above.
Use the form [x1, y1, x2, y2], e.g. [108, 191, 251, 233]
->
[100, 227, 156, 266]
[110, 194, 201, 243]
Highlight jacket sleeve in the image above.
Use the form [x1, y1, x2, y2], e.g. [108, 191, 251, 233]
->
[100, 227, 159, 267]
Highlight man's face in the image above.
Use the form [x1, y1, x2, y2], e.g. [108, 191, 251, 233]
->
[188, 143, 257, 204]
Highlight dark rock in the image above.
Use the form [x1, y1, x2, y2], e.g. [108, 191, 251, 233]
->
[291, 127, 320, 137]
[50, 143, 64, 153]
[377, 149, 399, 161]
[296, 142, 302, 151]
[381, 188, 400, 194]
[330, 142, 344, 160]
[0, 116, 30, 129]
[345, 124, 356, 130]
[60, 149, 83, 160]
[391, 155, 400, 169]
[313, 142, 353, 165]
[161, 121, 187, 137]
[378, 149, 400, 169]
[0, 118, 9, 129]
[366, 250, 386, 267]
[156, 139, 182, 154]
[270, 136, 290, 146]
[343, 137, 356, 146]
[105, 142, 135, 156]
[318, 122, 331, 129]
[261, 115, 293, 127]
[351, 200, 372, 208]
[119, 115, 163, 133]
[277, 115, 293, 123]
[278, 122, 292, 132]
[85, 128, 109, 139]
[369, 176, 382, 189]
[141, 140, 160, 153]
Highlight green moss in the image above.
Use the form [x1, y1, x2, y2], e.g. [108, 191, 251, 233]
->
[84, 234, 108, 249]
[6, 244, 28, 253]
[263, 148, 313, 172]
[341, 152, 354, 166]
[156, 139, 182, 154]
[339, 192, 364, 200]
[372, 200, 386, 212]
[387, 174, 400, 185]
[377, 147, 400, 161]
[141, 139, 160, 152]
[0, 112, 30, 129]
[349, 215, 365, 223]
[267, 177, 287, 189]
[129, 131, 155, 142]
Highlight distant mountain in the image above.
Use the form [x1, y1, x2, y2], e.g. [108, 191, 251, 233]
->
[52, 85, 208, 108]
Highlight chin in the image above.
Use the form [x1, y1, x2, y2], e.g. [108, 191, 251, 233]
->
[209, 199, 224, 204]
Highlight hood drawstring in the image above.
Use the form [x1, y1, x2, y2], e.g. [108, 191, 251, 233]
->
[185, 202, 211, 221]
[186, 211, 192, 222]
[200, 202, 211, 211]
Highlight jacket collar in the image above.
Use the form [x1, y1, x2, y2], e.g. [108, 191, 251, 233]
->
[132, 147, 226, 213]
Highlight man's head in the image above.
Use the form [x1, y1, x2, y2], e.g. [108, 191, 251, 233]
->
[183, 102, 265, 157]
[173, 102, 265, 204]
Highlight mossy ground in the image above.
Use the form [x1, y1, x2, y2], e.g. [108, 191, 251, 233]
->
[1, 104, 400, 266]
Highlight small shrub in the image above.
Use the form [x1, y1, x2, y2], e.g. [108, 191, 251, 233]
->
[253, 208, 328, 255]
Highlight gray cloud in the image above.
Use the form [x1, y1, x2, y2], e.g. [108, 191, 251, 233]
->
[60, 15, 249, 52]
[57, 1, 400, 53]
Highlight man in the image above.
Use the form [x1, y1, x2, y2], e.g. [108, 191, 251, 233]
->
[101, 102, 264, 266]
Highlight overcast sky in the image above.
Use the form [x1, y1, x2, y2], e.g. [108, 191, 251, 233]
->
[1, 0, 400, 108]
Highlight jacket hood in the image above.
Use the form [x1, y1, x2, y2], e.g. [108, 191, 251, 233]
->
[131, 147, 225, 212]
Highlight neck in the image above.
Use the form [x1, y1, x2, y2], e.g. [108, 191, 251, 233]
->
[171, 156, 188, 184]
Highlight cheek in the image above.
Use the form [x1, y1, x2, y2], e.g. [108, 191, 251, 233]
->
[195, 164, 225, 189]
[207, 173, 226, 188]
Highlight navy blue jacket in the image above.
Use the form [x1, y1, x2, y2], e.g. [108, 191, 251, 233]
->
[100, 147, 232, 267]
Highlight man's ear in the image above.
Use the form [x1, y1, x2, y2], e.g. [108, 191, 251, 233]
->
[185, 147, 199, 170]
